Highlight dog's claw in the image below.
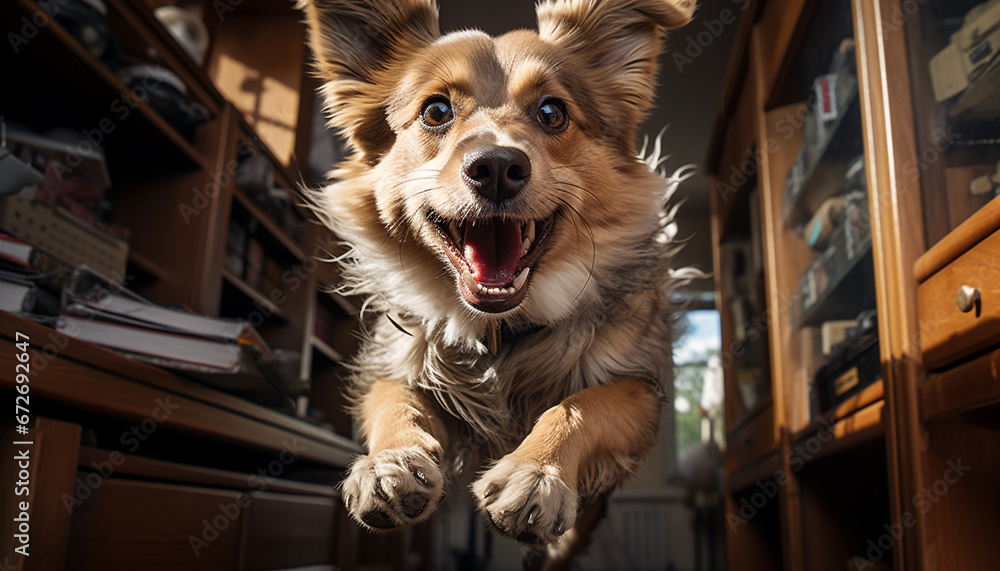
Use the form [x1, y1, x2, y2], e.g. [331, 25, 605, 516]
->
[412, 467, 429, 486]
[487, 509, 507, 532]
[374, 477, 392, 502]
[483, 483, 500, 502]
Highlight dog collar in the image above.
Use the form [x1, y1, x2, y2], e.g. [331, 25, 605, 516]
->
[385, 314, 541, 356]
[485, 320, 546, 355]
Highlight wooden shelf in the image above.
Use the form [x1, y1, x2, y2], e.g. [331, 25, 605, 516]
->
[726, 450, 782, 494]
[781, 88, 863, 229]
[0, 0, 205, 174]
[126, 250, 167, 282]
[727, 395, 774, 436]
[220, 268, 290, 323]
[311, 335, 344, 364]
[792, 386, 884, 466]
[104, 0, 226, 116]
[325, 290, 361, 316]
[233, 186, 307, 262]
[796, 240, 875, 328]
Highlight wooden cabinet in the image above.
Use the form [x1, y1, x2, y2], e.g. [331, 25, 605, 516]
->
[711, 0, 1000, 570]
[0, 0, 425, 567]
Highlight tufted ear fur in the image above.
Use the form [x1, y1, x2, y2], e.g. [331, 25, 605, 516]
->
[536, 0, 696, 137]
[299, 0, 440, 163]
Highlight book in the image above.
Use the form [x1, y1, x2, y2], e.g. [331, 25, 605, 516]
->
[0, 234, 75, 294]
[66, 292, 261, 346]
[0, 233, 31, 268]
[56, 314, 293, 409]
[0, 276, 60, 316]
[58, 266, 295, 409]
[5, 126, 111, 189]
[57, 314, 245, 370]
[63, 266, 267, 346]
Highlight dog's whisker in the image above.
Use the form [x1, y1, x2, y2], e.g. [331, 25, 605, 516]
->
[550, 196, 598, 304]
[552, 180, 607, 207]
[406, 187, 442, 200]
[384, 175, 441, 194]
[397, 240, 411, 284]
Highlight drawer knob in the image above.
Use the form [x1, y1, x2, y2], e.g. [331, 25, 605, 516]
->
[956, 285, 980, 313]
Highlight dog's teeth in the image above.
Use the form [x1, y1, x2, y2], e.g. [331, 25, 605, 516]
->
[477, 283, 485, 292]
[449, 220, 462, 245]
[524, 220, 536, 245]
[513, 267, 530, 291]
[463, 270, 478, 291]
[522, 238, 531, 256]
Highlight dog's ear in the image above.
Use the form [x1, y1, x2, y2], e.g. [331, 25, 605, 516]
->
[537, 0, 695, 136]
[299, 0, 439, 163]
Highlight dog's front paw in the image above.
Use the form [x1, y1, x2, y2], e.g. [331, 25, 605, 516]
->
[342, 447, 444, 531]
[472, 455, 577, 545]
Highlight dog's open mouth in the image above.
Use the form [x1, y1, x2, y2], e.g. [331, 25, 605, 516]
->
[431, 213, 556, 313]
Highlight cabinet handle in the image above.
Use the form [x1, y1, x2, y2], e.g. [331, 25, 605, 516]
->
[956, 285, 980, 313]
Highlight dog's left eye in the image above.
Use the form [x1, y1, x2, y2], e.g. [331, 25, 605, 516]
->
[536, 98, 568, 132]
[421, 97, 454, 128]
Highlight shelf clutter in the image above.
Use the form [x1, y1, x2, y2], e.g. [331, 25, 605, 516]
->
[710, 0, 1000, 570]
[0, 0, 431, 568]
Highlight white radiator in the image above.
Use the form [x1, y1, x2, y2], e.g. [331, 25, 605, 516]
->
[579, 490, 690, 571]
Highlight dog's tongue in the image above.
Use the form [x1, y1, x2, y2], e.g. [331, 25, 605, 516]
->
[464, 219, 521, 285]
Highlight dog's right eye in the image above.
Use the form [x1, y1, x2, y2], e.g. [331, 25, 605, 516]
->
[421, 97, 454, 128]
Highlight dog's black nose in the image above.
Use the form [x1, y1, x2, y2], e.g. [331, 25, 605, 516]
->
[462, 146, 531, 203]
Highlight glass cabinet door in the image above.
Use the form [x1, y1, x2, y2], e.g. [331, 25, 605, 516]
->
[718, 180, 771, 424]
[904, 0, 1000, 248]
[761, 0, 880, 427]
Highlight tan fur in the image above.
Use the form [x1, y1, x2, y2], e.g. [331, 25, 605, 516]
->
[299, 0, 696, 566]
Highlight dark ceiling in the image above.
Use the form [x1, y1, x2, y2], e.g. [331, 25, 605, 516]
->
[436, 0, 740, 296]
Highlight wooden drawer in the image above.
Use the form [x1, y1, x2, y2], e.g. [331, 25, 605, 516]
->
[918, 226, 1000, 370]
[78, 479, 246, 570]
[75, 479, 342, 570]
[726, 405, 777, 470]
[242, 492, 339, 570]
